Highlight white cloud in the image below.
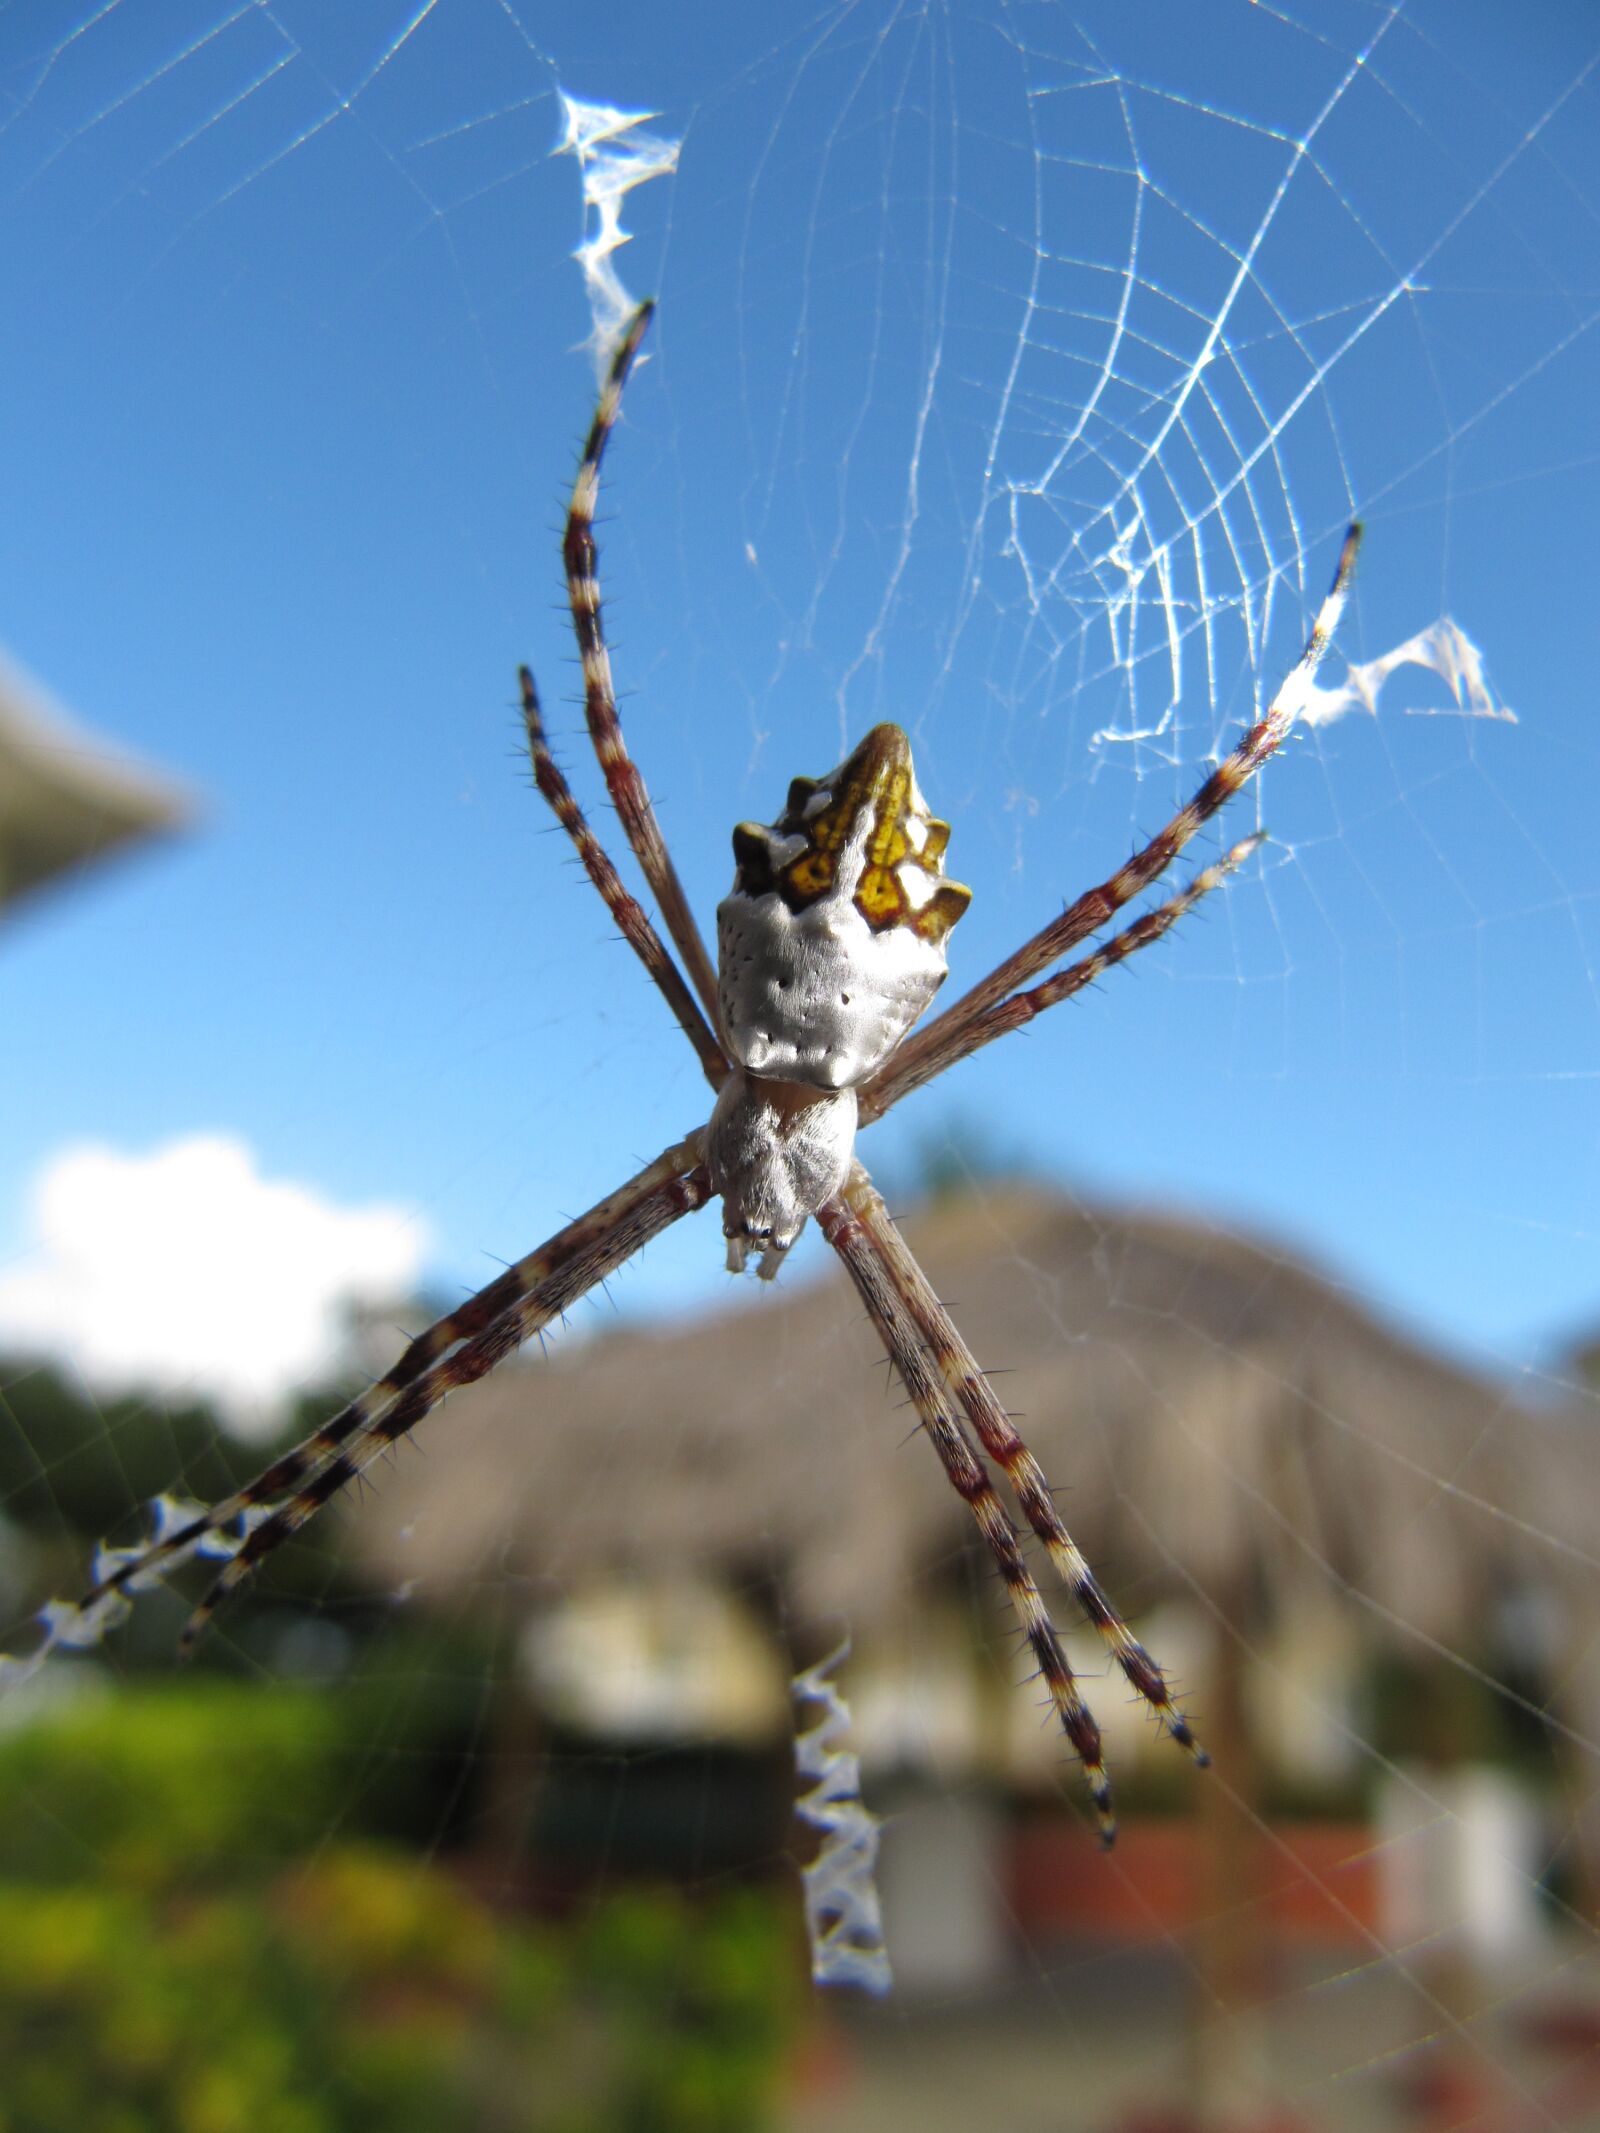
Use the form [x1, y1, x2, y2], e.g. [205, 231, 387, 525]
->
[0, 1135, 427, 1424]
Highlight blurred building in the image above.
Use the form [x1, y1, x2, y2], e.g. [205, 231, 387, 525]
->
[345, 1181, 1586, 2006]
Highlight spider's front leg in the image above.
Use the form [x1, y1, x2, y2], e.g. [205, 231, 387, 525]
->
[561, 302, 722, 1028]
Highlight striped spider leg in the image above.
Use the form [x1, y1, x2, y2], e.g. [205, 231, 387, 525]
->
[53, 303, 1360, 1847]
[67, 318, 738, 1657]
[714, 716, 1211, 1830]
[563, 299, 721, 1030]
[709, 523, 1361, 1825]
[75, 1133, 713, 1651]
[519, 665, 725, 1089]
[817, 1173, 1119, 1840]
[66, 320, 749, 1650]
[527, 657, 1218, 1828]
[858, 522, 1362, 1124]
[530, 645, 1235, 1827]
[836, 1166, 1209, 1836]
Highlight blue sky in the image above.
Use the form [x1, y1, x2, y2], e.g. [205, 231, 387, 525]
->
[1, 0, 1597, 1414]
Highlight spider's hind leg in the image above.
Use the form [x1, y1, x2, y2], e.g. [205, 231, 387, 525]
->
[844, 1164, 1208, 1767]
[63, 1132, 712, 1657]
[818, 1171, 1118, 1841]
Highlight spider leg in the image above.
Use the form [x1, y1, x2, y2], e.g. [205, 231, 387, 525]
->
[842, 1164, 1206, 1764]
[862, 833, 1263, 1122]
[77, 1132, 712, 1651]
[563, 302, 722, 1027]
[817, 1166, 1118, 1844]
[520, 667, 726, 1087]
[874, 524, 1360, 1106]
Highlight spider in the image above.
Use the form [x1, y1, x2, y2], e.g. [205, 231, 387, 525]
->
[73, 306, 1359, 1845]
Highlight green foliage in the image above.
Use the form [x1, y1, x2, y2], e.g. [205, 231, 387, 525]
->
[0, 1682, 344, 1890]
[0, 1683, 797, 2133]
[0, 1860, 793, 2133]
[567, 1887, 794, 2133]
[0, 1857, 495, 2133]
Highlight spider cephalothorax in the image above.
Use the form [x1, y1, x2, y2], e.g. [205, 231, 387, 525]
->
[47, 299, 1360, 1850]
[710, 723, 972, 1274]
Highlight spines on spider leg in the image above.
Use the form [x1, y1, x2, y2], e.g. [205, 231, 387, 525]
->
[561, 302, 722, 1024]
[817, 1190, 1117, 1844]
[875, 525, 1360, 1100]
[845, 1168, 1207, 1766]
[960, 1432, 1118, 1841]
[1072, 523, 1358, 921]
[176, 1157, 714, 1654]
[1087, 522, 1358, 894]
[177, 1290, 541, 1655]
[862, 835, 1264, 1120]
[855, 1170, 1205, 1761]
[975, 1423, 1207, 1763]
[78, 1240, 593, 1610]
[518, 666, 726, 1086]
[74, 1134, 707, 1633]
[1045, 525, 1359, 949]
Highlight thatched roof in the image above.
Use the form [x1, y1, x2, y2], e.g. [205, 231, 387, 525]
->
[347, 1182, 1552, 1650]
[0, 650, 190, 914]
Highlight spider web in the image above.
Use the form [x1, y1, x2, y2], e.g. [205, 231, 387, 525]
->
[2, 3, 1599, 2128]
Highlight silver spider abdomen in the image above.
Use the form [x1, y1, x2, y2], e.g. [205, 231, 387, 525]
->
[710, 724, 971, 1275]
[716, 724, 971, 1089]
